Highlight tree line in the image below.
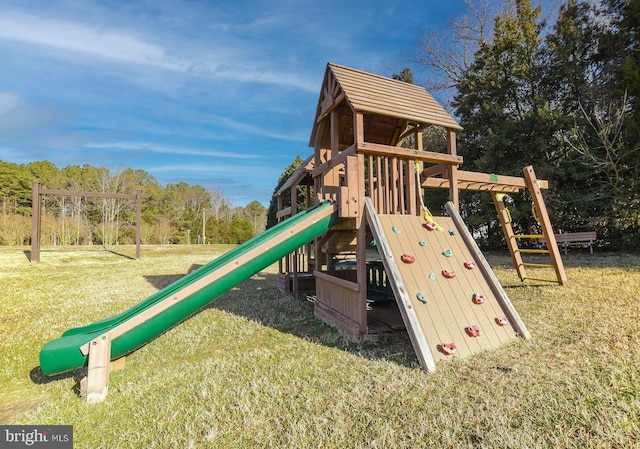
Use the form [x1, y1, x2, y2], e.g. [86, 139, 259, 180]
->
[0, 160, 266, 246]
[415, 0, 639, 250]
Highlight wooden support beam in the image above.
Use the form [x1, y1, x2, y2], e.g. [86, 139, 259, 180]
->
[423, 178, 523, 193]
[421, 164, 448, 179]
[447, 129, 459, 208]
[312, 145, 356, 178]
[354, 112, 365, 146]
[423, 169, 549, 191]
[397, 123, 425, 142]
[39, 188, 138, 200]
[276, 206, 293, 220]
[31, 182, 41, 262]
[357, 142, 463, 166]
[317, 92, 345, 122]
[81, 334, 112, 404]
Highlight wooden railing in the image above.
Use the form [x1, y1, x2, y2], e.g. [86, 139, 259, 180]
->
[312, 142, 463, 218]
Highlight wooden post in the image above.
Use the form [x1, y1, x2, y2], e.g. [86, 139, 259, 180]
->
[447, 129, 459, 209]
[291, 181, 299, 296]
[355, 153, 367, 336]
[31, 182, 41, 262]
[135, 190, 142, 259]
[81, 334, 112, 404]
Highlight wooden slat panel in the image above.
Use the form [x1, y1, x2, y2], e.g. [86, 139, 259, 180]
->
[370, 209, 524, 367]
[314, 271, 363, 338]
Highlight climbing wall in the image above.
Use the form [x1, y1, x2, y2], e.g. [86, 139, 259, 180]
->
[365, 200, 529, 371]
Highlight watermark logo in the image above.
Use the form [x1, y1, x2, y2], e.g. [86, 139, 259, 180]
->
[1, 426, 72, 448]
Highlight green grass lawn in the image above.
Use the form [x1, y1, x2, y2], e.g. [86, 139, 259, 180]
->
[1, 245, 639, 448]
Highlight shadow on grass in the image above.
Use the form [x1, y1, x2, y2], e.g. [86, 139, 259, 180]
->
[144, 264, 204, 290]
[205, 272, 418, 369]
[484, 250, 640, 270]
[29, 366, 88, 398]
[102, 246, 136, 260]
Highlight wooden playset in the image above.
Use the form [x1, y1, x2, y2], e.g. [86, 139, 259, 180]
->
[275, 63, 568, 369]
[39, 62, 568, 402]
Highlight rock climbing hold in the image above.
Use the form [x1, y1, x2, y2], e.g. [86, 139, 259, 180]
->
[440, 343, 457, 355]
[464, 261, 476, 269]
[416, 293, 428, 304]
[495, 316, 509, 326]
[429, 272, 436, 281]
[401, 254, 415, 264]
[370, 240, 377, 247]
[442, 249, 453, 257]
[423, 222, 437, 231]
[472, 293, 486, 304]
[465, 325, 481, 337]
[448, 229, 457, 236]
[392, 226, 400, 234]
[442, 269, 456, 279]
[418, 240, 427, 247]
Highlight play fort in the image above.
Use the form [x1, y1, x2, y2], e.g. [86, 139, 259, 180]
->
[39, 63, 566, 402]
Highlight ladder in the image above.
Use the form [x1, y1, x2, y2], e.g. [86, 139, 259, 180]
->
[492, 166, 568, 285]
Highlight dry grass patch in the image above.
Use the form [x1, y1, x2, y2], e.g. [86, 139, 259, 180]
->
[1, 246, 639, 448]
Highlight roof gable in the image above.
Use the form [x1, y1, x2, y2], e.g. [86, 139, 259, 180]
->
[310, 63, 461, 147]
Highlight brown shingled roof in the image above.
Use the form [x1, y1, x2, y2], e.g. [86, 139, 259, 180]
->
[328, 63, 461, 129]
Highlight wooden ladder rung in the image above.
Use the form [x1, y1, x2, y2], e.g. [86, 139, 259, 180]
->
[516, 248, 549, 254]
[521, 262, 554, 268]
[523, 276, 561, 284]
[513, 234, 544, 239]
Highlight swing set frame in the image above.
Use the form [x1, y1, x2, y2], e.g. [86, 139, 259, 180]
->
[30, 181, 142, 262]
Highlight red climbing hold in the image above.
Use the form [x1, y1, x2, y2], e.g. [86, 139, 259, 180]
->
[495, 316, 509, 326]
[401, 254, 416, 264]
[442, 269, 456, 279]
[465, 325, 481, 337]
[464, 261, 476, 269]
[440, 343, 457, 355]
[423, 222, 437, 231]
[472, 293, 486, 304]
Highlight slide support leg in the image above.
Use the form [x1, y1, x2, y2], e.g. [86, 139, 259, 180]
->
[81, 334, 112, 404]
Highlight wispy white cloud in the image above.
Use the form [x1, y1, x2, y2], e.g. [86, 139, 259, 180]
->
[208, 115, 308, 142]
[85, 142, 259, 159]
[147, 163, 268, 174]
[0, 9, 317, 92]
[0, 12, 184, 70]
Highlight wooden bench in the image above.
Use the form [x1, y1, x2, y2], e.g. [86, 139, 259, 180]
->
[541, 231, 597, 255]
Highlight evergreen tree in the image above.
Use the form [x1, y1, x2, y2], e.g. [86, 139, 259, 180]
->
[453, 0, 553, 247]
[266, 155, 307, 229]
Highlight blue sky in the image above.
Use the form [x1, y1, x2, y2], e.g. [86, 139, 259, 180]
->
[0, 0, 469, 207]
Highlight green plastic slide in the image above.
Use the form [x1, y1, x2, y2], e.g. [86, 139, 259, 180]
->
[39, 200, 339, 375]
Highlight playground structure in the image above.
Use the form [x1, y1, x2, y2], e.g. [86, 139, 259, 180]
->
[275, 63, 566, 354]
[39, 63, 566, 402]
